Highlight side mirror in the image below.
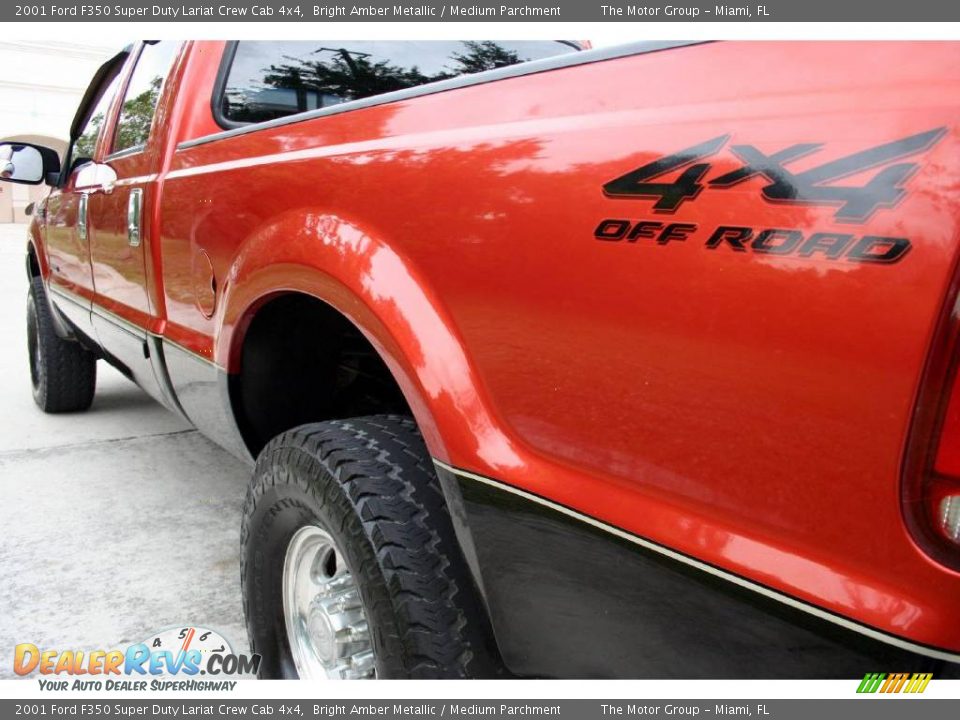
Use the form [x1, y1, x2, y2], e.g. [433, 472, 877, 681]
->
[0, 142, 60, 186]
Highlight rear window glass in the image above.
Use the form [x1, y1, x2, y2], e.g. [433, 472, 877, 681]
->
[218, 41, 580, 125]
[113, 41, 179, 154]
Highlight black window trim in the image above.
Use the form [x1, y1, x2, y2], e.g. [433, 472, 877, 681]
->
[60, 44, 132, 186]
[186, 40, 704, 152]
[210, 40, 243, 131]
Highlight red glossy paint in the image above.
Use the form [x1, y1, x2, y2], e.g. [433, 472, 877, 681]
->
[28, 40, 960, 655]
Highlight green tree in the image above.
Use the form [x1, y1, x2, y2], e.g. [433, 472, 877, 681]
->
[74, 113, 104, 160]
[247, 42, 528, 115]
[114, 75, 163, 152]
[261, 49, 436, 104]
[445, 41, 522, 74]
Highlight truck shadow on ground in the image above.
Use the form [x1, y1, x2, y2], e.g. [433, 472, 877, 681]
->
[87, 379, 173, 414]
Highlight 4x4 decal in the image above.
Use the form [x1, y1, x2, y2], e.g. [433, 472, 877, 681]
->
[603, 135, 729, 212]
[603, 127, 946, 222]
[597, 128, 948, 264]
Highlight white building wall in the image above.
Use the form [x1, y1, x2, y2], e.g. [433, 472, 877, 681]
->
[0, 40, 117, 222]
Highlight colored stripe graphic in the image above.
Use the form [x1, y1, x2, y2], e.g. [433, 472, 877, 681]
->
[857, 672, 932, 694]
[857, 673, 885, 693]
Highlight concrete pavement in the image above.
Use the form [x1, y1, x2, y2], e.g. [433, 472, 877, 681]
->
[0, 224, 252, 677]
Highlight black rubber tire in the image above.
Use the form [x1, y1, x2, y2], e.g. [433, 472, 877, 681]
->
[27, 277, 96, 413]
[241, 415, 501, 679]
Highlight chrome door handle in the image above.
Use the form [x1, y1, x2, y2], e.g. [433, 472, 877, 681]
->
[127, 188, 142, 248]
[78, 194, 88, 243]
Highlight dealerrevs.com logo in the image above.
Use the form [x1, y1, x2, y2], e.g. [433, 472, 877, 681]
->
[14, 626, 261, 691]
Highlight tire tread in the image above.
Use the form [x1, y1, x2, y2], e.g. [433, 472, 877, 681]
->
[241, 415, 494, 678]
[28, 277, 96, 413]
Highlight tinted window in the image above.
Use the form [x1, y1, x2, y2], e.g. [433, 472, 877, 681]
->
[74, 71, 122, 161]
[219, 41, 579, 125]
[113, 41, 178, 154]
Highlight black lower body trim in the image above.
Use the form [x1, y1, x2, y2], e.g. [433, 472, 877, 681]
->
[434, 463, 960, 679]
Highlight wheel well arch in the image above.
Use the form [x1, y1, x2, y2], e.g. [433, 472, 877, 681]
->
[227, 289, 510, 674]
[215, 211, 520, 471]
[227, 290, 413, 457]
[26, 242, 41, 279]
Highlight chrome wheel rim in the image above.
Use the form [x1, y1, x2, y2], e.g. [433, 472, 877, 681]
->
[282, 525, 375, 679]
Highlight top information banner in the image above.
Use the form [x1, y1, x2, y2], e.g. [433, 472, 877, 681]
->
[8, 0, 960, 22]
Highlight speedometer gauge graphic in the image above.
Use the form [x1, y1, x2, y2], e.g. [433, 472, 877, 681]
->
[139, 626, 233, 676]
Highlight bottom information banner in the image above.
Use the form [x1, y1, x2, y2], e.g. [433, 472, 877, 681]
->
[3, 700, 958, 719]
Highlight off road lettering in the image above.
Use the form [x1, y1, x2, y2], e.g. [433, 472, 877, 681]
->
[595, 220, 911, 264]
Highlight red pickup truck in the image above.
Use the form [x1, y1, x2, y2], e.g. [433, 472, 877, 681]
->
[4, 40, 960, 680]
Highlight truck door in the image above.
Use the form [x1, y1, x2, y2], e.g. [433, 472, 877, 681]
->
[86, 41, 181, 409]
[43, 58, 124, 336]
